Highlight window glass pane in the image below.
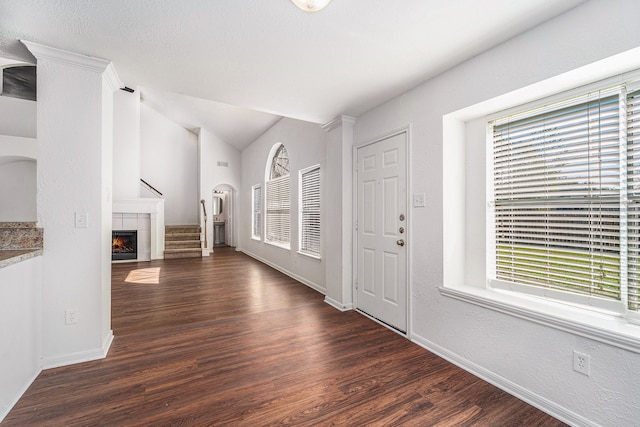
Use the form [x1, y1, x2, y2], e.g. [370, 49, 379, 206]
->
[266, 175, 290, 245]
[492, 91, 622, 303]
[270, 145, 290, 179]
[300, 166, 320, 256]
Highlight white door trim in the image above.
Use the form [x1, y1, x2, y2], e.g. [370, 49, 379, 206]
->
[352, 126, 412, 336]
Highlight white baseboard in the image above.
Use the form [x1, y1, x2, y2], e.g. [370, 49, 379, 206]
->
[410, 332, 597, 427]
[41, 330, 114, 370]
[0, 368, 42, 423]
[324, 296, 353, 311]
[239, 249, 326, 295]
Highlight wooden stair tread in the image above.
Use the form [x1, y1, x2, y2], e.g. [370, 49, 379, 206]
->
[164, 224, 203, 258]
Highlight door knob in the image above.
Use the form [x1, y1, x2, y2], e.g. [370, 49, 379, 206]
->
[397, 239, 405, 247]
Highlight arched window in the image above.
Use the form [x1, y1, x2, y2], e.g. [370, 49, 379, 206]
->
[265, 143, 290, 247]
[270, 144, 290, 179]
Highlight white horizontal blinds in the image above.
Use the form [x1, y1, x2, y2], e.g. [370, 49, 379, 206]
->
[492, 89, 623, 301]
[300, 166, 320, 255]
[627, 88, 640, 311]
[266, 175, 290, 245]
[252, 185, 262, 239]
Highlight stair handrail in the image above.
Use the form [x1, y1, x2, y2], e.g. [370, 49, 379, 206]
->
[201, 199, 208, 249]
[140, 178, 163, 198]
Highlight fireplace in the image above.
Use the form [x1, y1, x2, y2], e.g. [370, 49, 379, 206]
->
[112, 230, 137, 261]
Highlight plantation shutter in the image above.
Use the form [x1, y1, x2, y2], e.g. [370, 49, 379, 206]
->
[300, 166, 321, 256]
[252, 185, 262, 239]
[266, 175, 290, 245]
[491, 90, 622, 304]
[627, 88, 640, 312]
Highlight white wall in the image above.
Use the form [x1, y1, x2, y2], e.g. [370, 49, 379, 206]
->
[352, 0, 640, 425]
[112, 89, 141, 199]
[0, 256, 42, 422]
[240, 118, 326, 293]
[140, 103, 198, 225]
[0, 96, 36, 138]
[198, 128, 241, 249]
[0, 98, 38, 223]
[0, 159, 36, 221]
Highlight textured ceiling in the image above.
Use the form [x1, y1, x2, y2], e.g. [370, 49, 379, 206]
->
[0, 0, 586, 149]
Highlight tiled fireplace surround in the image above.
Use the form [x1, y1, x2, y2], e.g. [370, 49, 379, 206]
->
[112, 198, 165, 262]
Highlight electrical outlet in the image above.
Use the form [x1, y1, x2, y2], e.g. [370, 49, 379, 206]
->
[65, 309, 78, 325]
[573, 350, 590, 376]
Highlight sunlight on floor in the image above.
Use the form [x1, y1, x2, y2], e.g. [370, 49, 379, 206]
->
[125, 267, 161, 284]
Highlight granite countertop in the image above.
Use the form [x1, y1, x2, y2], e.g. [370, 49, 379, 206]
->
[0, 222, 44, 269]
[0, 249, 43, 269]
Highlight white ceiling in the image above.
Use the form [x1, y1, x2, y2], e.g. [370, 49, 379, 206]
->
[0, 0, 586, 150]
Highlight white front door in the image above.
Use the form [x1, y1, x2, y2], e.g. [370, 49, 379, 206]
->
[355, 132, 408, 332]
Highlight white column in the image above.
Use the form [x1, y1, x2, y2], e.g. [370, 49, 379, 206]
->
[24, 41, 120, 368]
[323, 116, 356, 310]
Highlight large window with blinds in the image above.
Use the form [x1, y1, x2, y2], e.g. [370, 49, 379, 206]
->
[489, 84, 640, 317]
[299, 165, 321, 258]
[252, 184, 262, 240]
[265, 144, 291, 248]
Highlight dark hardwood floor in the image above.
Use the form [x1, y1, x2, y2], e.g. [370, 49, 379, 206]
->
[3, 247, 566, 426]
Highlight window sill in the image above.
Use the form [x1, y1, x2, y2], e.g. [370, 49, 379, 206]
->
[264, 241, 290, 251]
[439, 285, 640, 354]
[251, 236, 261, 242]
[297, 250, 321, 262]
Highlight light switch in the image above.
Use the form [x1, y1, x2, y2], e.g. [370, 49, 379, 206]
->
[413, 193, 426, 208]
[75, 212, 89, 228]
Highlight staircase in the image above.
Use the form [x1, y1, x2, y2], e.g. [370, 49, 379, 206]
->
[164, 225, 202, 259]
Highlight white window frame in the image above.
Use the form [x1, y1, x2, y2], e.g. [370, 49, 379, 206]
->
[264, 143, 291, 250]
[440, 52, 640, 353]
[487, 87, 626, 314]
[298, 165, 321, 259]
[251, 184, 262, 241]
[265, 175, 290, 249]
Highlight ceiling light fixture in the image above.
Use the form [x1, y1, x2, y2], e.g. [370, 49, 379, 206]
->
[290, 0, 332, 12]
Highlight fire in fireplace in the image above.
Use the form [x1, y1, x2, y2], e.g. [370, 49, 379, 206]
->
[112, 230, 137, 261]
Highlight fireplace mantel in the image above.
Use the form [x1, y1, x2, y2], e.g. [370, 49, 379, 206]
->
[113, 198, 164, 260]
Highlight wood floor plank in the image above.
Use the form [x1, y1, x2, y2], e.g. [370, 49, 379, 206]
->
[2, 247, 566, 426]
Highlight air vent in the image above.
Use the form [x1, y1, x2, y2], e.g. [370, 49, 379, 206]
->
[217, 161, 229, 167]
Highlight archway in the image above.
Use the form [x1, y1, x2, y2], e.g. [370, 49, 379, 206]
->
[210, 184, 237, 249]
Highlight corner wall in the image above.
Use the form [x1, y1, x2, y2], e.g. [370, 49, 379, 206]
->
[240, 118, 326, 293]
[140, 104, 198, 225]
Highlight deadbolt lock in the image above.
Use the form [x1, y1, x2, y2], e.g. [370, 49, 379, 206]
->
[399, 227, 405, 233]
[399, 214, 405, 221]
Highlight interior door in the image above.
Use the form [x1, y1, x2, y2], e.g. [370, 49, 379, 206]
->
[356, 132, 407, 332]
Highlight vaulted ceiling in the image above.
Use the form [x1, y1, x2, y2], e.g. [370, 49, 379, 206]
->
[0, 0, 586, 149]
